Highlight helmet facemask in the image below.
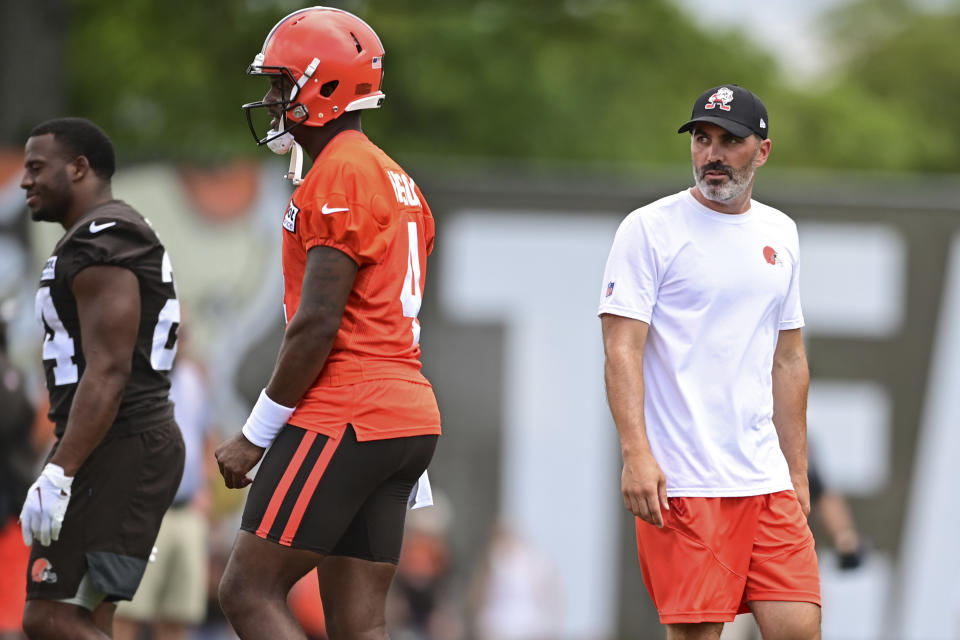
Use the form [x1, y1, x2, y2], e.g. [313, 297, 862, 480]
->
[242, 58, 313, 154]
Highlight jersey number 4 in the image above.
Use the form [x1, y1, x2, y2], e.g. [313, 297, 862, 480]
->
[400, 221, 423, 346]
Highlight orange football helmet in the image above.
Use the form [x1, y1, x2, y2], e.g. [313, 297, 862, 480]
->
[243, 6, 385, 149]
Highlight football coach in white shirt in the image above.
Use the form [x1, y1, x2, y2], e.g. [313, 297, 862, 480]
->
[599, 84, 821, 640]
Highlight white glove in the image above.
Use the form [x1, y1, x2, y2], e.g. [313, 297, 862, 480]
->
[20, 463, 74, 547]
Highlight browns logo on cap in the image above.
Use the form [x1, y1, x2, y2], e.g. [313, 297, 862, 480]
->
[678, 84, 769, 139]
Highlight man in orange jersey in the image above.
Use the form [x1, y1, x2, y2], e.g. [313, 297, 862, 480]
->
[214, 7, 440, 639]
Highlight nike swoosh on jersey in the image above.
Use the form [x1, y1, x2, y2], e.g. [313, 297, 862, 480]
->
[89, 220, 117, 233]
[321, 204, 349, 215]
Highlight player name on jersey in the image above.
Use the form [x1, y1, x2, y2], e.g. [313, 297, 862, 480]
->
[386, 170, 420, 207]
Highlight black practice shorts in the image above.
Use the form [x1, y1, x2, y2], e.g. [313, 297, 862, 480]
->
[26, 421, 185, 601]
[241, 424, 437, 564]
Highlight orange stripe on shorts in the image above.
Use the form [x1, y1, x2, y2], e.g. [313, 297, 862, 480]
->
[256, 431, 317, 538]
[279, 434, 342, 546]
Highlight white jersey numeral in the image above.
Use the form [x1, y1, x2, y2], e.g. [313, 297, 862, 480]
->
[36, 250, 180, 385]
[161, 250, 174, 283]
[400, 221, 423, 346]
[150, 250, 180, 370]
[35, 287, 79, 385]
[150, 297, 180, 371]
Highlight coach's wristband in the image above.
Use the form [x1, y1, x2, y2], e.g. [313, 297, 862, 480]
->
[241, 389, 295, 448]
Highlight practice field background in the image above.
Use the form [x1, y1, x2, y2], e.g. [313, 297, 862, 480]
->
[3, 1, 959, 638]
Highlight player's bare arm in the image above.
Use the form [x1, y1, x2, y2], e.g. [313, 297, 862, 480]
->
[264, 246, 359, 406]
[215, 245, 358, 489]
[601, 313, 669, 528]
[771, 327, 811, 516]
[50, 265, 141, 476]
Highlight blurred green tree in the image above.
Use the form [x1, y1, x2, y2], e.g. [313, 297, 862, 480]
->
[67, 0, 283, 163]
[812, 0, 960, 171]
[55, 0, 960, 171]
[64, 0, 778, 166]
[362, 0, 779, 168]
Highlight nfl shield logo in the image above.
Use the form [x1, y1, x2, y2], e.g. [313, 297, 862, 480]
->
[283, 201, 300, 233]
[606, 281, 615, 297]
[41, 256, 57, 281]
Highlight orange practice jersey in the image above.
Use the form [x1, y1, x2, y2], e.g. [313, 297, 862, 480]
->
[280, 130, 441, 440]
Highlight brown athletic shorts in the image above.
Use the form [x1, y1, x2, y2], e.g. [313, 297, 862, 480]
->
[26, 421, 185, 601]
[241, 423, 437, 564]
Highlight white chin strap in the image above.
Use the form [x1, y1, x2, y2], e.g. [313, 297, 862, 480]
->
[285, 142, 304, 186]
[264, 116, 303, 185]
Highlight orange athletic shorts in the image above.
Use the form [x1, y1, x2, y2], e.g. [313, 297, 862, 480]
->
[635, 490, 820, 624]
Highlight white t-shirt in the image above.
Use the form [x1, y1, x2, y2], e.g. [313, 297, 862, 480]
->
[598, 189, 803, 496]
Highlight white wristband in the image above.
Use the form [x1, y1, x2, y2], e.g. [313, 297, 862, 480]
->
[241, 389, 295, 448]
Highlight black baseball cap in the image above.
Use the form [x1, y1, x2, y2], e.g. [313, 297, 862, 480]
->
[677, 84, 769, 139]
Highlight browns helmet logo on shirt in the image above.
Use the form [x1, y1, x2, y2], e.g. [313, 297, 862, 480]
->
[30, 558, 57, 584]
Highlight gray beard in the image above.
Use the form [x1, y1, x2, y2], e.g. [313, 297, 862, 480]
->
[693, 163, 755, 203]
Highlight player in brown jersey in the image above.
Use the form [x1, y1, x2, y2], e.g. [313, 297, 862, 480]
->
[19, 118, 185, 640]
